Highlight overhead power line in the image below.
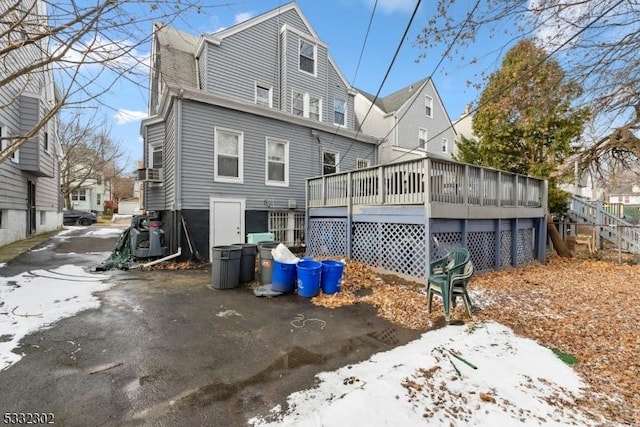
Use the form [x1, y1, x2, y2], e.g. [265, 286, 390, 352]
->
[377, 0, 625, 167]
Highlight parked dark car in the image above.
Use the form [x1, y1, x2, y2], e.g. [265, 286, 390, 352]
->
[63, 210, 98, 226]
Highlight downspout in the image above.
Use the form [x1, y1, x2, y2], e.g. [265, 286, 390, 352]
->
[140, 247, 182, 268]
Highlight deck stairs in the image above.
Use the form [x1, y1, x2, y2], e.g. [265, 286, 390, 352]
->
[568, 196, 640, 254]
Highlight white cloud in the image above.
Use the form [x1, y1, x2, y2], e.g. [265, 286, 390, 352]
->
[56, 36, 150, 74]
[234, 12, 254, 24]
[114, 109, 147, 125]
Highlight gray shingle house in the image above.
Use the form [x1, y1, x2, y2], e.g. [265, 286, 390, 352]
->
[355, 78, 457, 164]
[0, 0, 62, 247]
[140, 2, 380, 260]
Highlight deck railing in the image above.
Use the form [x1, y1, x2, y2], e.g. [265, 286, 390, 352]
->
[307, 157, 546, 209]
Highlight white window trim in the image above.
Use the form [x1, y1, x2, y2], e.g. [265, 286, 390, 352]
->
[419, 127, 428, 151]
[71, 189, 87, 201]
[149, 143, 163, 169]
[322, 149, 339, 175]
[1, 127, 19, 163]
[255, 82, 273, 108]
[425, 95, 434, 118]
[441, 137, 449, 154]
[265, 137, 289, 187]
[298, 38, 317, 76]
[309, 95, 322, 121]
[291, 90, 322, 121]
[333, 98, 347, 127]
[214, 126, 244, 184]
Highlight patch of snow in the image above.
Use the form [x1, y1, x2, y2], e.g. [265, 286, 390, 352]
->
[249, 321, 598, 426]
[216, 310, 242, 318]
[30, 244, 54, 253]
[0, 265, 114, 371]
[86, 228, 125, 238]
[0, 263, 6, 269]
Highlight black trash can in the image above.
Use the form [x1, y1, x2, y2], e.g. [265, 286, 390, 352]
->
[257, 241, 279, 284]
[211, 245, 242, 289]
[234, 243, 258, 282]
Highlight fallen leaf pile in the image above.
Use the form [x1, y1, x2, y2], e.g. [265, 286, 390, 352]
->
[147, 260, 208, 270]
[309, 254, 640, 425]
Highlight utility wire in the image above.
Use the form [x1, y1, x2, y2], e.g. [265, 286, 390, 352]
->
[321, 0, 378, 150]
[332, 0, 422, 168]
[339, 0, 479, 168]
[373, 0, 625, 167]
[352, 0, 378, 85]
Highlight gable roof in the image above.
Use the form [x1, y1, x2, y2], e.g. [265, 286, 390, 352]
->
[196, 2, 319, 55]
[358, 78, 430, 113]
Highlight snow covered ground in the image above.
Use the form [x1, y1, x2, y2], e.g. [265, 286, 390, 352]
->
[250, 321, 602, 426]
[0, 227, 119, 371]
[0, 265, 114, 371]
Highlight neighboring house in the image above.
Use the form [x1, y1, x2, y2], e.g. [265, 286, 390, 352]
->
[140, 2, 380, 260]
[609, 191, 640, 205]
[452, 104, 476, 151]
[354, 78, 457, 164]
[0, 0, 62, 247]
[66, 172, 107, 214]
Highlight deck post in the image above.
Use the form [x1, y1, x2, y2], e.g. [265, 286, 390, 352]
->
[595, 201, 604, 250]
[424, 158, 431, 277]
[497, 172, 502, 208]
[495, 219, 502, 269]
[463, 165, 469, 205]
[461, 219, 468, 248]
[377, 166, 385, 205]
[535, 217, 547, 264]
[479, 168, 484, 206]
[305, 179, 310, 256]
[346, 172, 352, 258]
[511, 218, 519, 267]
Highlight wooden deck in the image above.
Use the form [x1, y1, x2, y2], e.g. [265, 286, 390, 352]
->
[305, 157, 548, 279]
[308, 157, 546, 218]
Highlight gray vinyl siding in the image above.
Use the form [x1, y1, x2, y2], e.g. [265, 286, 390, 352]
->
[164, 104, 176, 209]
[327, 64, 354, 130]
[178, 99, 375, 210]
[282, 30, 327, 118]
[202, 9, 314, 109]
[144, 122, 167, 211]
[17, 95, 55, 178]
[17, 94, 38, 169]
[0, 90, 24, 210]
[36, 158, 60, 211]
[396, 81, 456, 157]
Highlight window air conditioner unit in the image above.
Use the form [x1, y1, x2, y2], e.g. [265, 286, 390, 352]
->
[138, 168, 163, 183]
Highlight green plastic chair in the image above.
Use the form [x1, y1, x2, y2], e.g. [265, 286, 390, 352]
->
[427, 247, 473, 322]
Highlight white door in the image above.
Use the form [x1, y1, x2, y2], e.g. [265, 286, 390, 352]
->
[209, 197, 245, 260]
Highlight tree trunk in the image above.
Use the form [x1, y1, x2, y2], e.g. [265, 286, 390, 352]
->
[546, 212, 572, 258]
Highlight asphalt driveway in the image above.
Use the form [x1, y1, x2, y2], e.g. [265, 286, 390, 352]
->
[0, 227, 421, 426]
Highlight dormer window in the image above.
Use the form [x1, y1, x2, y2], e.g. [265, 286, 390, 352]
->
[299, 39, 316, 75]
